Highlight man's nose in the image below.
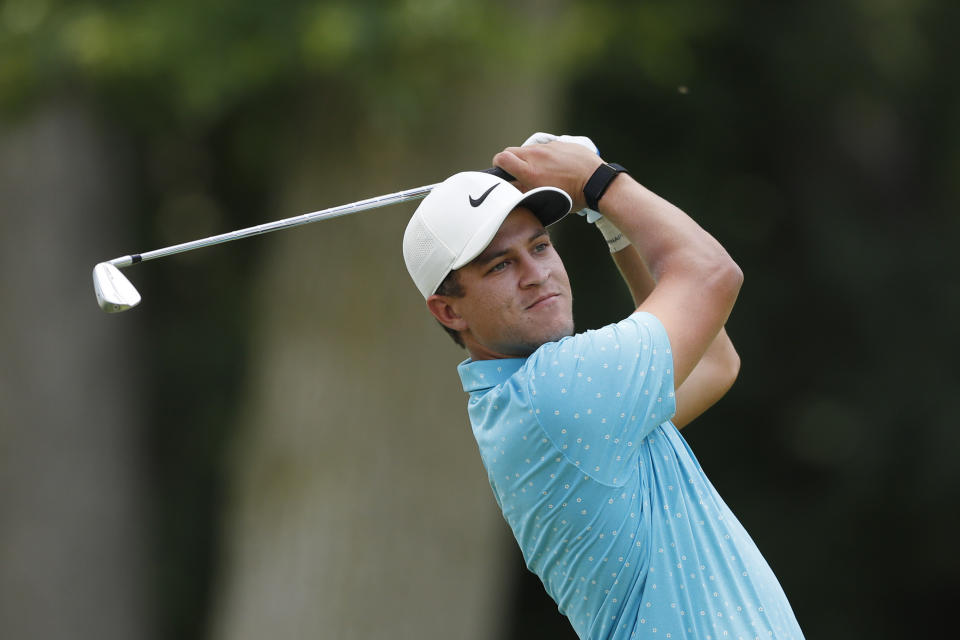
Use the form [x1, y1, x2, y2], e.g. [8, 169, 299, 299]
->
[519, 256, 549, 287]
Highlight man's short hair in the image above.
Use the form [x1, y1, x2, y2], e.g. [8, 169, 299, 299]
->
[434, 270, 465, 348]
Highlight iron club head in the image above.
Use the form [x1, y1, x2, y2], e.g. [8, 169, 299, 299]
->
[93, 262, 141, 312]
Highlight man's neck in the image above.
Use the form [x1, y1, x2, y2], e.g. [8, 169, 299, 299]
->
[464, 338, 534, 362]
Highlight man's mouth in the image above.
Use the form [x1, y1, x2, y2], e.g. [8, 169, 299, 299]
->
[525, 293, 561, 310]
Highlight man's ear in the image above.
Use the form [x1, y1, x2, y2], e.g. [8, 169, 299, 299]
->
[426, 295, 468, 332]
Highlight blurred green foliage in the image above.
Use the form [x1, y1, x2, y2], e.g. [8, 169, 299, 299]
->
[2, 0, 604, 127]
[4, 0, 957, 638]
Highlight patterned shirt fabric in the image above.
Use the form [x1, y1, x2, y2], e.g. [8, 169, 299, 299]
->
[458, 312, 804, 640]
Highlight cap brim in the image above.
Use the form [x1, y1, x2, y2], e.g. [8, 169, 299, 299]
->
[518, 186, 572, 227]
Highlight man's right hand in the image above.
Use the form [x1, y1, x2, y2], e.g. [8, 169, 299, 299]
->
[492, 141, 603, 212]
[521, 133, 604, 223]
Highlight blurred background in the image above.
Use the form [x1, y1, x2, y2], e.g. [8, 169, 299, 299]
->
[1, 0, 958, 638]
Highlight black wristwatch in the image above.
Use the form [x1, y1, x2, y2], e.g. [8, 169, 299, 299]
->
[583, 162, 629, 211]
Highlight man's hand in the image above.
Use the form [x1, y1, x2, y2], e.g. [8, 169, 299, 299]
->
[492, 141, 603, 212]
[519, 132, 628, 250]
[521, 132, 604, 223]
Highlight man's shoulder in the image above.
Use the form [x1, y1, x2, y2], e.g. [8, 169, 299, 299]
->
[458, 312, 670, 400]
[524, 310, 677, 445]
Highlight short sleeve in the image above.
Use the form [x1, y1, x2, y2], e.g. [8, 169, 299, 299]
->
[523, 311, 676, 485]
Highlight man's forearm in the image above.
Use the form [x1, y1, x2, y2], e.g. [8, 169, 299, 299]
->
[609, 245, 655, 306]
[672, 327, 739, 428]
[598, 175, 734, 283]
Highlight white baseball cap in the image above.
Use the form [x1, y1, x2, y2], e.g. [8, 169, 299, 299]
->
[403, 171, 572, 298]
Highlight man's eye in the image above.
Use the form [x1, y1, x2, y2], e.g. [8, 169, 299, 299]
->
[489, 261, 508, 273]
[534, 242, 549, 252]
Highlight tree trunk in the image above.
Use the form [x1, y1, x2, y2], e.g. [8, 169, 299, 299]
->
[0, 105, 149, 640]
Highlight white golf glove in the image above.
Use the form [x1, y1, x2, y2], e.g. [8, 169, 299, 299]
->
[521, 131, 630, 253]
[522, 131, 600, 155]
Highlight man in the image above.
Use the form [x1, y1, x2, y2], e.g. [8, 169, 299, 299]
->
[402, 134, 804, 639]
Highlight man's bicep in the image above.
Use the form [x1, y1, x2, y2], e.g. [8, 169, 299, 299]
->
[637, 272, 738, 389]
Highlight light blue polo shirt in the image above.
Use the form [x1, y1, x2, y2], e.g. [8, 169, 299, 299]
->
[459, 312, 803, 639]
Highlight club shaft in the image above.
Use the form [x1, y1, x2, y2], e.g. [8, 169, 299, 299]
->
[107, 182, 438, 268]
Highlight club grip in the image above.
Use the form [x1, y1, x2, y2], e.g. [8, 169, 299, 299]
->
[482, 166, 516, 182]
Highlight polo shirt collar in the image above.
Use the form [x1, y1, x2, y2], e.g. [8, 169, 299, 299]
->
[458, 357, 526, 393]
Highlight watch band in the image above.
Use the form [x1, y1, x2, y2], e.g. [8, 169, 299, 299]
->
[583, 162, 629, 211]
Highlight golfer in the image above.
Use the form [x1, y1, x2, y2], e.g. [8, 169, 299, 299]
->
[403, 134, 804, 639]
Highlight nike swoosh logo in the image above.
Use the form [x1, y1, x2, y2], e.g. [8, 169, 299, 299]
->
[469, 184, 499, 207]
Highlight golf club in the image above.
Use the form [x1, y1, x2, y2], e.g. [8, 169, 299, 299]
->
[93, 167, 515, 312]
